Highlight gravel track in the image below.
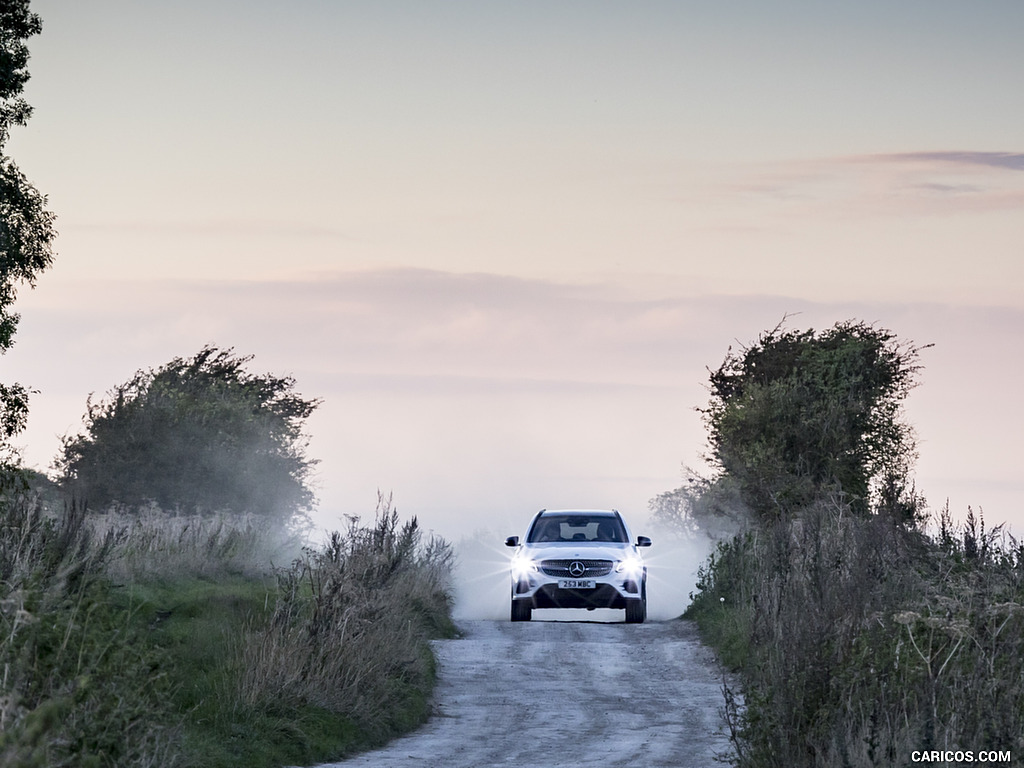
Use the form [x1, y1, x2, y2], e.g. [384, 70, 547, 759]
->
[315, 618, 734, 768]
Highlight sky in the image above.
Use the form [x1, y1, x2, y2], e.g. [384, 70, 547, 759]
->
[4, 1, 1023, 553]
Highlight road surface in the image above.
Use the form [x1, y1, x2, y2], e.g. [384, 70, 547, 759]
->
[315, 618, 735, 768]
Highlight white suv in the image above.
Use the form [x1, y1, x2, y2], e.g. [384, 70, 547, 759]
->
[505, 509, 651, 623]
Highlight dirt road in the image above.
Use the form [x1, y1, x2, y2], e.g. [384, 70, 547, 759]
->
[316, 618, 734, 768]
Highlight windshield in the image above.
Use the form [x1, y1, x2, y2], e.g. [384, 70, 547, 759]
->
[527, 514, 627, 543]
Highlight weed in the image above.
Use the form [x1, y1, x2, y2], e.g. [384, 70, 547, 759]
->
[238, 494, 454, 745]
[690, 501, 1024, 767]
[1, 490, 455, 767]
[0, 496, 178, 767]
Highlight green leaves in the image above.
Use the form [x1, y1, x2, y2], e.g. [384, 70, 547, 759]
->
[703, 320, 926, 519]
[0, 159, 55, 350]
[1, 1, 54, 457]
[0, 1, 42, 147]
[58, 347, 321, 523]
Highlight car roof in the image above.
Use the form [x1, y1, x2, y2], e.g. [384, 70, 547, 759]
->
[535, 509, 619, 516]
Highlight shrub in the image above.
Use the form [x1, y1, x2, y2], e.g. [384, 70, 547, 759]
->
[238, 494, 455, 743]
[56, 347, 320, 526]
[688, 502, 1024, 767]
[702, 320, 926, 520]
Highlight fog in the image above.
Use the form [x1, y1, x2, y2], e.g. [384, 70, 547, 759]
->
[7, 1, 1023, 600]
[9, 272, 1024, 555]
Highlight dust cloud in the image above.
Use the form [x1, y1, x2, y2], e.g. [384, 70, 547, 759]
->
[451, 524, 717, 623]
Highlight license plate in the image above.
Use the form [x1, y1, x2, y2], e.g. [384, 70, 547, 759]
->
[558, 579, 596, 590]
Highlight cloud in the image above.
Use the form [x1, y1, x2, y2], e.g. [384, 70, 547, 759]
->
[871, 151, 1024, 172]
[718, 149, 1024, 220]
[910, 182, 983, 195]
[12, 268, 734, 404]
[70, 218, 354, 241]
[9, 268, 1024, 536]
[167, 270, 733, 388]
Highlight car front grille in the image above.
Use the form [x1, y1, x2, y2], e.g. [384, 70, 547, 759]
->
[540, 559, 613, 577]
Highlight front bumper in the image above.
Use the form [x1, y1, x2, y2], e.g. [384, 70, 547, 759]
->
[512, 573, 644, 610]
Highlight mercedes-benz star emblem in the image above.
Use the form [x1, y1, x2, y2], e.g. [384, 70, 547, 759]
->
[568, 561, 586, 577]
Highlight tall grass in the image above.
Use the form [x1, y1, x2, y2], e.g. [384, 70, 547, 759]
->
[238, 496, 455, 741]
[688, 501, 1024, 767]
[0, 491, 454, 768]
[90, 505, 302, 580]
[0, 496, 179, 767]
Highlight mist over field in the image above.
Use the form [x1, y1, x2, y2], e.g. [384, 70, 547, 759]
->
[12, 277, 1024, 543]
[4, 0, 1021, 550]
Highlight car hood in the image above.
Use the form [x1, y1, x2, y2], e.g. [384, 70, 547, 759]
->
[519, 542, 638, 561]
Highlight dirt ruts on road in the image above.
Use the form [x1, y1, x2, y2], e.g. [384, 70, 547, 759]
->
[316, 618, 734, 768]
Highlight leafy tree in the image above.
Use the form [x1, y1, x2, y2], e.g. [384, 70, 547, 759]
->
[700, 319, 927, 520]
[1, 0, 55, 458]
[57, 347, 321, 523]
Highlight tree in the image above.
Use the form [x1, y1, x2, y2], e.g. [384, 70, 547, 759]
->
[700, 319, 926, 520]
[57, 347, 321, 523]
[1, 0, 55, 458]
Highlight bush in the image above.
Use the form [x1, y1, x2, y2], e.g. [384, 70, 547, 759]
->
[238, 494, 455, 744]
[702, 320, 926, 520]
[56, 347, 320, 525]
[688, 503, 1024, 767]
[677, 321, 1021, 766]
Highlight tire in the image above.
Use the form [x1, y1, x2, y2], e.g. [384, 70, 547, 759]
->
[511, 599, 532, 622]
[625, 597, 646, 624]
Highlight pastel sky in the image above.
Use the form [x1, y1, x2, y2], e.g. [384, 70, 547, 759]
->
[5, 0, 1023, 540]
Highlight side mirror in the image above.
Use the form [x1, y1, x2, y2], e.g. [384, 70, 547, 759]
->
[636, 536, 652, 547]
[505, 536, 520, 547]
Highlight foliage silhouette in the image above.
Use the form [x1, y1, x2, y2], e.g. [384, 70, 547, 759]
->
[702, 319, 927, 520]
[58, 346, 320, 523]
[0, 0, 56, 467]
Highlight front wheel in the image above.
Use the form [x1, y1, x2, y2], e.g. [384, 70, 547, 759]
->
[625, 597, 646, 624]
[511, 599, 532, 622]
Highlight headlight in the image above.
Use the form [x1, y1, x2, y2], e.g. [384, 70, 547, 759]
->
[615, 555, 644, 577]
[510, 555, 539, 581]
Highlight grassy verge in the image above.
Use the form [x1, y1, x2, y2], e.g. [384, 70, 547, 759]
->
[687, 502, 1024, 767]
[0, 494, 454, 768]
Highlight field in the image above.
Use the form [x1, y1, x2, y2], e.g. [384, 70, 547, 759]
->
[0, 492, 454, 768]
